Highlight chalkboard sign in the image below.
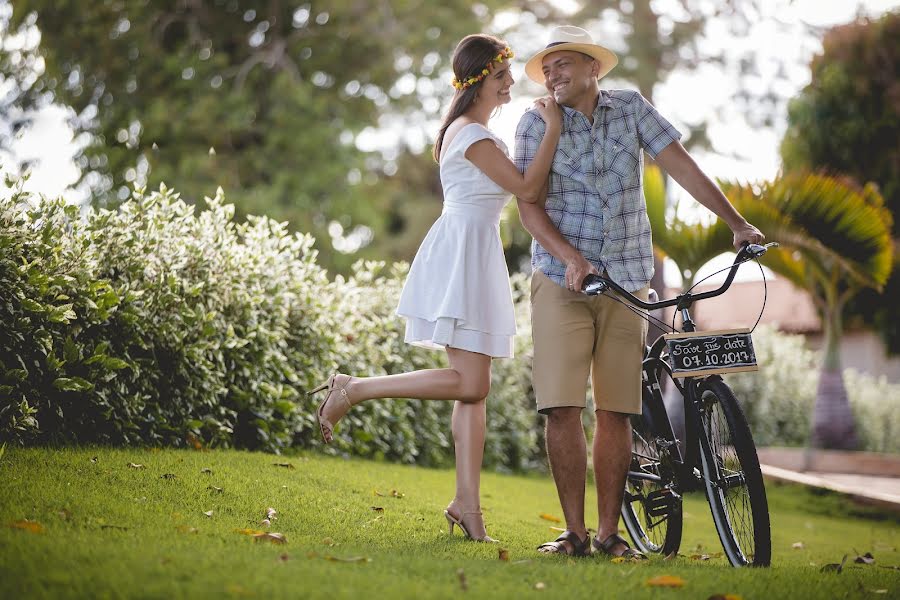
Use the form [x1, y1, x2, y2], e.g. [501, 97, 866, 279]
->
[664, 328, 758, 378]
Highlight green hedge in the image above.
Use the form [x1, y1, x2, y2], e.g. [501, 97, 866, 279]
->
[2, 176, 895, 466]
[0, 178, 543, 469]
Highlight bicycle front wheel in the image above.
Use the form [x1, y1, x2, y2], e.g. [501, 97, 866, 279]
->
[697, 378, 771, 567]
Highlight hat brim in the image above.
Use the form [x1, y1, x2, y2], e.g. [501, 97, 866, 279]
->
[524, 43, 618, 85]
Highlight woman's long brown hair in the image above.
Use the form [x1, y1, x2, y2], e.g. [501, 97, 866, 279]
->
[432, 34, 508, 162]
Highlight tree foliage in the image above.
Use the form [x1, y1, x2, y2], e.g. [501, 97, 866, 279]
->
[780, 10, 900, 353]
[1, 0, 546, 271]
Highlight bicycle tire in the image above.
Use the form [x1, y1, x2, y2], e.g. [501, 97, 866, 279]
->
[621, 361, 683, 557]
[697, 378, 771, 567]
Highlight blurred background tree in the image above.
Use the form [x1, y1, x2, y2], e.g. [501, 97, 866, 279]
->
[0, 0, 564, 272]
[1, 0, 817, 275]
[781, 11, 900, 354]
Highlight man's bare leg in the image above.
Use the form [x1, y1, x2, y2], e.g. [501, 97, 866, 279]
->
[593, 408, 632, 554]
[543, 406, 588, 551]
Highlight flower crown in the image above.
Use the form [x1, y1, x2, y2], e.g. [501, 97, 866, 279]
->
[451, 47, 514, 90]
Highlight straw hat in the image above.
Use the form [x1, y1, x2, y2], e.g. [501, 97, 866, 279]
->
[524, 26, 619, 84]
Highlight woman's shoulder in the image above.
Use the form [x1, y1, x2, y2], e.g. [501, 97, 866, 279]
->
[440, 120, 494, 160]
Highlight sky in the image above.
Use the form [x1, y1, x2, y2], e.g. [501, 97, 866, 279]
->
[4, 0, 898, 285]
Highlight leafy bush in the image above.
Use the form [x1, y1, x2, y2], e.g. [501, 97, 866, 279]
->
[1, 177, 335, 452]
[727, 325, 900, 453]
[0, 177, 543, 469]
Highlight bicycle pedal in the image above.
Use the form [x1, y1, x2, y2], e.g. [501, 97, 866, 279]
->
[645, 488, 681, 518]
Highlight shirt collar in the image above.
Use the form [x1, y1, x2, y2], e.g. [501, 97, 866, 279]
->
[559, 90, 613, 123]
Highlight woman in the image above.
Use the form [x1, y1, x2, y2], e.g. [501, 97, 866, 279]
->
[310, 34, 561, 542]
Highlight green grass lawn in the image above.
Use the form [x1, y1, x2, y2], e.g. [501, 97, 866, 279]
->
[1, 446, 898, 599]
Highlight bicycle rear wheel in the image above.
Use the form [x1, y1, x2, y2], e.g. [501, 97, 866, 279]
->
[621, 366, 683, 557]
[697, 378, 771, 567]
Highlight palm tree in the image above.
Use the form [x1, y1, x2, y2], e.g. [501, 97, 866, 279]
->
[722, 172, 893, 449]
[646, 167, 893, 449]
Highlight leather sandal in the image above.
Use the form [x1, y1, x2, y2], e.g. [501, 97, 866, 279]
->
[592, 533, 647, 559]
[537, 530, 591, 557]
[308, 374, 352, 444]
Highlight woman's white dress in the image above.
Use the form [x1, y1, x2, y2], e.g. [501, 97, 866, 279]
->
[396, 123, 516, 358]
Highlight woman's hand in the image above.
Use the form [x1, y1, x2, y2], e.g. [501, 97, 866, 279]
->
[534, 96, 561, 130]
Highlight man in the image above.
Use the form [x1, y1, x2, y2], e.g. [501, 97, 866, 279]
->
[514, 26, 764, 558]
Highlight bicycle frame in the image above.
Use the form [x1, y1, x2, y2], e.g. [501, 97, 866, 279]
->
[584, 243, 773, 494]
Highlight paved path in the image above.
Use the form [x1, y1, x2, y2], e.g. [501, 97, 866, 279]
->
[760, 464, 900, 511]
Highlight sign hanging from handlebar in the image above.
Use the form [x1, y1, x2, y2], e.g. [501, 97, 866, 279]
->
[664, 328, 758, 378]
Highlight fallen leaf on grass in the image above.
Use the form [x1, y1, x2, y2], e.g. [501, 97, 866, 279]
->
[203, 510, 213, 518]
[324, 555, 370, 563]
[390, 489, 405, 498]
[854, 552, 875, 565]
[208, 486, 223, 494]
[128, 463, 145, 469]
[373, 489, 384, 497]
[235, 528, 265, 536]
[100, 524, 129, 531]
[176, 525, 199, 534]
[200, 468, 213, 474]
[265, 507, 277, 520]
[322, 537, 335, 547]
[278, 553, 290, 562]
[272, 462, 295, 469]
[253, 532, 286, 544]
[820, 554, 849, 574]
[457, 568, 468, 591]
[498, 548, 510, 561]
[371, 506, 384, 512]
[708, 595, 743, 600]
[611, 557, 628, 564]
[539, 513, 561, 523]
[792, 542, 805, 549]
[9, 520, 44, 533]
[646, 575, 686, 588]
[90, 456, 98, 464]
[160, 473, 177, 480]
[261, 519, 271, 527]
[534, 582, 546, 590]
[58, 508, 72, 521]
[690, 554, 711, 561]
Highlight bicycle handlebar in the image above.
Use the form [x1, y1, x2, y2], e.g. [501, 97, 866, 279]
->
[581, 242, 777, 310]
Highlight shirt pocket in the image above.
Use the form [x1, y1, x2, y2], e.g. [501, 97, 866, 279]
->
[551, 146, 586, 184]
[604, 132, 640, 182]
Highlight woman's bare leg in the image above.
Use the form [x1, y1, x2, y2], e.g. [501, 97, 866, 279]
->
[318, 348, 491, 424]
[316, 347, 493, 537]
[444, 348, 491, 539]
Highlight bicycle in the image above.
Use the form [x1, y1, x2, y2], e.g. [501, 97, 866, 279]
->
[582, 242, 776, 567]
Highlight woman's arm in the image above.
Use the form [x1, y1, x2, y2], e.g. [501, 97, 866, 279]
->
[466, 101, 561, 203]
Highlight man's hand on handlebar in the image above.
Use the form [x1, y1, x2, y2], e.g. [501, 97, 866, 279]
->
[564, 254, 599, 292]
[731, 221, 765, 250]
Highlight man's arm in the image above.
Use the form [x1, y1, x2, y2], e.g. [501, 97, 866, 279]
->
[655, 142, 764, 249]
[517, 183, 598, 290]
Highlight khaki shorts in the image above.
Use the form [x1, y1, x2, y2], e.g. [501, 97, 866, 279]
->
[530, 270, 648, 415]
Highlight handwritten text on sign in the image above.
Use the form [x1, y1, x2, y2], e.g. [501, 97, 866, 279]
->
[665, 329, 758, 378]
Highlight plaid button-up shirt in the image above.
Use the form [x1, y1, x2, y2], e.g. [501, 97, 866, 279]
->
[514, 89, 681, 292]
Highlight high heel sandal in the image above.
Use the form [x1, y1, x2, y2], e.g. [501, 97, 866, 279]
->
[308, 374, 352, 444]
[443, 509, 496, 543]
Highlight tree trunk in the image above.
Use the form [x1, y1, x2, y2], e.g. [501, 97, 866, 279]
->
[811, 306, 858, 449]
